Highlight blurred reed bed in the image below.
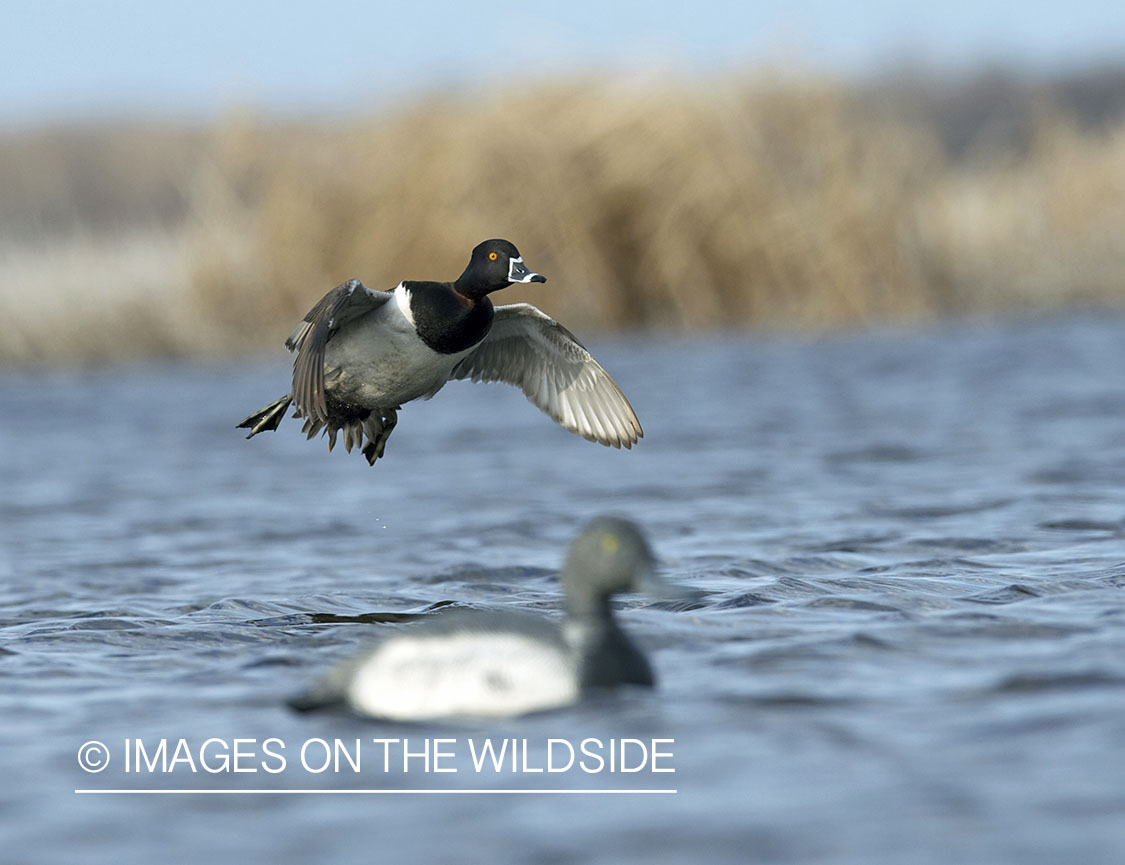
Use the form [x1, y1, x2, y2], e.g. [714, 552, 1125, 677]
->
[2, 72, 1125, 365]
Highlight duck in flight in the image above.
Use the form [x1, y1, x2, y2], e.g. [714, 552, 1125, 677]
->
[237, 239, 643, 465]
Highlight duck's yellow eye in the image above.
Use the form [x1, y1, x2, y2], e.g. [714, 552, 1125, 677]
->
[489, 252, 498, 261]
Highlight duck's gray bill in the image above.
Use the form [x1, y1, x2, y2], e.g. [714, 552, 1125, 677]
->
[509, 257, 546, 284]
[638, 566, 705, 604]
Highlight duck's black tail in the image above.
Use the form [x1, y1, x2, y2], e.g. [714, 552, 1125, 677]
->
[286, 688, 347, 714]
[237, 395, 293, 439]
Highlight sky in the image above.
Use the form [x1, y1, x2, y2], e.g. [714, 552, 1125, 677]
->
[3, 0, 1125, 127]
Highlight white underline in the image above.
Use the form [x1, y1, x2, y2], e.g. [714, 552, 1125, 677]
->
[75, 788, 676, 795]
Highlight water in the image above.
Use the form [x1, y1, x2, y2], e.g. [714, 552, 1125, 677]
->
[2, 315, 1123, 864]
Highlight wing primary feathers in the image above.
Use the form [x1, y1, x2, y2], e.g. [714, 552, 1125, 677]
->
[451, 303, 641, 448]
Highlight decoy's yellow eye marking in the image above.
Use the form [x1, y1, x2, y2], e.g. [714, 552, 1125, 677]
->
[600, 534, 620, 555]
[489, 252, 498, 261]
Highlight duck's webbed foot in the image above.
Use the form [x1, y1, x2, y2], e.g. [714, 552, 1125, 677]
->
[238, 394, 294, 438]
[299, 406, 399, 466]
[361, 409, 398, 466]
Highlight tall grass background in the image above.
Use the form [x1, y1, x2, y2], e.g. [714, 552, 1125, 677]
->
[2, 69, 1124, 365]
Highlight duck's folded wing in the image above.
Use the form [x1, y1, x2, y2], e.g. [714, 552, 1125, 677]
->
[450, 303, 643, 448]
[285, 279, 392, 422]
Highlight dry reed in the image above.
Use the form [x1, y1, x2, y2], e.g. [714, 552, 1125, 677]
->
[3, 73, 1125, 365]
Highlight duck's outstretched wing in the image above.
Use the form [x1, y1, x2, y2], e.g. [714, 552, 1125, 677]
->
[285, 279, 392, 422]
[450, 303, 643, 449]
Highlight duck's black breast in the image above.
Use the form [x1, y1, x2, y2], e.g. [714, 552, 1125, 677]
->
[404, 281, 495, 355]
[575, 621, 655, 689]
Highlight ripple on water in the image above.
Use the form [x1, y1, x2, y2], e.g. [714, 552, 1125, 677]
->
[2, 318, 1125, 863]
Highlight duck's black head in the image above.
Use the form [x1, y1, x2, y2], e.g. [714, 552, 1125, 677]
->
[562, 517, 700, 619]
[454, 239, 546, 299]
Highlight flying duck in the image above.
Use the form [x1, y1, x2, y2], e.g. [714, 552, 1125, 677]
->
[289, 516, 699, 720]
[237, 239, 642, 465]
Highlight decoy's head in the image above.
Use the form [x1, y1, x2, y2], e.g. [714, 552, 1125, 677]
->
[562, 516, 700, 618]
[456, 239, 546, 298]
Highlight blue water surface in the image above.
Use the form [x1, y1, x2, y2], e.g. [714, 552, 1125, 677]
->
[1, 315, 1123, 864]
